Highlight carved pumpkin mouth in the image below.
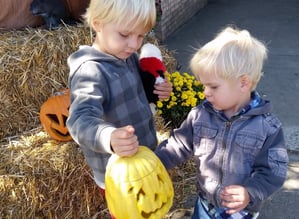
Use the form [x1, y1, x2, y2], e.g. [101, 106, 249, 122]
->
[138, 173, 173, 218]
[141, 197, 172, 218]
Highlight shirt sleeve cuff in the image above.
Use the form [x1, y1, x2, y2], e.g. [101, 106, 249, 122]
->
[100, 127, 116, 153]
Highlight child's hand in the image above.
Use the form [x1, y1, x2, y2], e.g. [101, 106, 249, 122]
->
[110, 125, 139, 157]
[154, 77, 172, 100]
[220, 185, 250, 215]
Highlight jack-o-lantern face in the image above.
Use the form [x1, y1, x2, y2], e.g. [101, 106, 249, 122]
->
[39, 89, 72, 141]
[105, 146, 174, 219]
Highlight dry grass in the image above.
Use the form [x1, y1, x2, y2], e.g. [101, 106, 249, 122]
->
[0, 25, 92, 141]
[0, 130, 107, 218]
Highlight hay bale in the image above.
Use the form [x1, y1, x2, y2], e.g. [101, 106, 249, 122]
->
[0, 25, 92, 141]
[0, 130, 109, 218]
[0, 25, 177, 142]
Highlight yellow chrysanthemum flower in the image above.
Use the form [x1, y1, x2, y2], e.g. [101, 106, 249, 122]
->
[156, 71, 204, 128]
[198, 92, 205, 100]
[157, 101, 163, 108]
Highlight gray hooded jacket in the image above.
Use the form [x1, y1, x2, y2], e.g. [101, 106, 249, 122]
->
[66, 46, 156, 188]
[155, 99, 288, 212]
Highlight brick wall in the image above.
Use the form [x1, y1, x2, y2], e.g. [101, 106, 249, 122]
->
[154, 0, 207, 41]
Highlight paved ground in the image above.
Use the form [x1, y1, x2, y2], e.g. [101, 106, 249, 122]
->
[163, 0, 299, 218]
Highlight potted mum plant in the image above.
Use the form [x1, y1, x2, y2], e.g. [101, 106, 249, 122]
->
[157, 71, 205, 128]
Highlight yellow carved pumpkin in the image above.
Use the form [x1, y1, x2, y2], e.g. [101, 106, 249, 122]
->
[105, 146, 174, 219]
[39, 89, 72, 141]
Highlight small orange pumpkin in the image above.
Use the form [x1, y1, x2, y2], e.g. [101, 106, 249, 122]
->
[40, 89, 72, 141]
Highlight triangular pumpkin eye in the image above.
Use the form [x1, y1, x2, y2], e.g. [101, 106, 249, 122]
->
[136, 188, 146, 202]
[128, 186, 134, 194]
[47, 113, 59, 125]
[157, 174, 163, 183]
[154, 193, 158, 201]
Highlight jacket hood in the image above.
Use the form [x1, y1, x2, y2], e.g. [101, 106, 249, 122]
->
[67, 45, 124, 76]
[247, 98, 272, 115]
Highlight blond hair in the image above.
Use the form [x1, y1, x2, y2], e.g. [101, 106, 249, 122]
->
[190, 27, 268, 90]
[84, 0, 156, 32]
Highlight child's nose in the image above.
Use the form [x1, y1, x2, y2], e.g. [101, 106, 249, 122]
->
[204, 87, 211, 97]
[128, 37, 139, 50]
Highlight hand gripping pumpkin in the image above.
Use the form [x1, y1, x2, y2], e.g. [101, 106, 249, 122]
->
[105, 146, 174, 219]
[39, 89, 72, 141]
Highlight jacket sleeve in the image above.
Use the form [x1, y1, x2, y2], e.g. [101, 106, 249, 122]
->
[66, 62, 115, 153]
[244, 126, 289, 211]
[155, 108, 197, 169]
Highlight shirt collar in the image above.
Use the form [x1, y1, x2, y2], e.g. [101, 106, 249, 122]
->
[203, 91, 261, 118]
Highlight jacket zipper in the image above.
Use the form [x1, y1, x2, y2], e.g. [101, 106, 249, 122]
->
[213, 120, 232, 206]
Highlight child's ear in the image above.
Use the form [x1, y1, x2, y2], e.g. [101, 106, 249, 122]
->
[92, 19, 102, 32]
[240, 75, 252, 91]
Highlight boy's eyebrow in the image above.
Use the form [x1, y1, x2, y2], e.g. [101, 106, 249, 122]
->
[201, 82, 219, 87]
[119, 31, 146, 37]
[118, 29, 130, 34]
